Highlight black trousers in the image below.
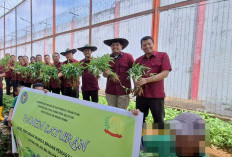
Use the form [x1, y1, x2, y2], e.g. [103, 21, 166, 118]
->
[52, 88, 60, 94]
[63, 87, 79, 98]
[82, 90, 99, 103]
[0, 88, 3, 107]
[136, 97, 165, 125]
[5, 77, 11, 95]
[11, 80, 18, 97]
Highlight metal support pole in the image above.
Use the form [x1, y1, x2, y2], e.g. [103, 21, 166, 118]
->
[89, 0, 92, 45]
[52, 0, 56, 53]
[15, 7, 17, 57]
[30, 0, 33, 56]
[3, 1, 5, 56]
[151, 0, 160, 51]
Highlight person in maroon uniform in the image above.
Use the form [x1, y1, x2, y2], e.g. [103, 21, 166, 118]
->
[4, 53, 12, 95]
[135, 36, 172, 125]
[59, 49, 79, 98]
[78, 44, 100, 103]
[9, 55, 18, 97]
[17, 56, 24, 85]
[30, 56, 36, 64]
[44, 54, 52, 91]
[103, 38, 134, 109]
[22, 56, 31, 88]
[0, 65, 6, 121]
[36, 54, 43, 62]
[51, 52, 62, 94]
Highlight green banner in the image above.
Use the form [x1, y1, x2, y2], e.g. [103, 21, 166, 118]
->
[12, 88, 143, 157]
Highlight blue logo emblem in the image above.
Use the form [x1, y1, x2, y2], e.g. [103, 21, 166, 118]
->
[20, 92, 28, 104]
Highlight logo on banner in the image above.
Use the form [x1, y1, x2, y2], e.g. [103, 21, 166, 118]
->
[20, 92, 28, 104]
[104, 116, 125, 138]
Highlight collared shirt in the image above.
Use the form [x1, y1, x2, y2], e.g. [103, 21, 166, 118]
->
[62, 58, 79, 88]
[0, 66, 5, 88]
[51, 61, 62, 89]
[80, 58, 100, 91]
[105, 52, 134, 95]
[135, 51, 172, 98]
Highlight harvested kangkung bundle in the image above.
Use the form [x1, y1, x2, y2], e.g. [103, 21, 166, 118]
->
[14, 63, 28, 78]
[128, 63, 155, 96]
[27, 62, 45, 81]
[87, 54, 119, 82]
[39, 65, 59, 86]
[61, 62, 85, 87]
[0, 55, 11, 71]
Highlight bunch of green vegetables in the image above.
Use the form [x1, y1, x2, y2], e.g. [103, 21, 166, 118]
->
[61, 62, 85, 85]
[87, 54, 119, 82]
[39, 65, 59, 85]
[127, 63, 151, 96]
[0, 55, 11, 71]
[13, 63, 28, 78]
[27, 62, 45, 81]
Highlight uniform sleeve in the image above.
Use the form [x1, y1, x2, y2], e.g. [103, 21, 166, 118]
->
[161, 53, 172, 72]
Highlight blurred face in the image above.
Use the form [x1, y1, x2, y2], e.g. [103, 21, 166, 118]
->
[36, 55, 42, 62]
[52, 53, 60, 63]
[18, 57, 24, 64]
[15, 86, 24, 96]
[65, 52, 73, 60]
[35, 87, 44, 90]
[23, 57, 29, 64]
[44, 55, 51, 64]
[141, 39, 155, 56]
[111, 42, 122, 54]
[11, 56, 16, 62]
[176, 135, 204, 156]
[30, 57, 36, 63]
[83, 49, 92, 59]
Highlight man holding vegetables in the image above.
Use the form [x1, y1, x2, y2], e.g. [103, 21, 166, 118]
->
[51, 52, 62, 94]
[78, 44, 100, 103]
[22, 56, 32, 88]
[103, 38, 134, 109]
[59, 49, 79, 98]
[44, 54, 52, 91]
[135, 36, 172, 126]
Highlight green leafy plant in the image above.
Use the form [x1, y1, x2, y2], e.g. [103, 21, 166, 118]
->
[0, 56, 11, 71]
[127, 63, 151, 96]
[61, 62, 85, 86]
[27, 62, 45, 81]
[39, 65, 58, 85]
[87, 54, 119, 82]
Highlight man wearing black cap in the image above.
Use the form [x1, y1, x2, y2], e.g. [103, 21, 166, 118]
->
[103, 38, 134, 109]
[59, 48, 79, 98]
[78, 44, 100, 103]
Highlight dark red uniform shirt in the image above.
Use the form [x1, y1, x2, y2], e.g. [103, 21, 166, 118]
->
[105, 52, 134, 95]
[80, 58, 100, 91]
[135, 51, 172, 98]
